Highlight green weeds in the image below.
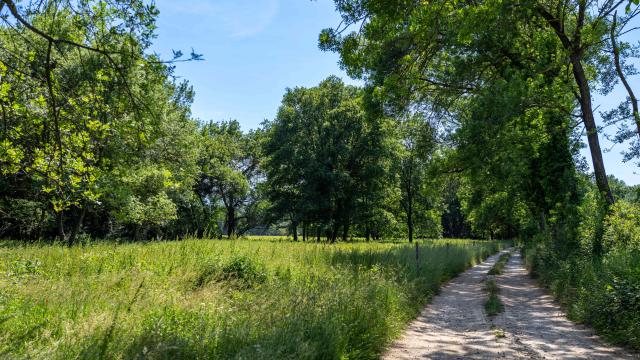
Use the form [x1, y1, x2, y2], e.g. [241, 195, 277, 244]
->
[484, 279, 503, 316]
[524, 244, 640, 351]
[484, 252, 510, 317]
[487, 252, 510, 275]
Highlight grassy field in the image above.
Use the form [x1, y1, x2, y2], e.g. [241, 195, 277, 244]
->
[1, 239, 503, 359]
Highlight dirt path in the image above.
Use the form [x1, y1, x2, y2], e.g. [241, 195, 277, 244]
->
[384, 250, 638, 360]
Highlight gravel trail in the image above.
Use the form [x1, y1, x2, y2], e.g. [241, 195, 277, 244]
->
[384, 249, 638, 359]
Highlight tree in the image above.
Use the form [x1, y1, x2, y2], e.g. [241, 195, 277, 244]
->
[321, 0, 640, 207]
[197, 120, 263, 238]
[394, 113, 437, 242]
[531, 0, 631, 205]
[0, 1, 201, 243]
[263, 76, 393, 242]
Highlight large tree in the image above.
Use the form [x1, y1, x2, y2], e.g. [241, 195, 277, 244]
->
[0, 0, 201, 243]
[197, 120, 263, 239]
[394, 113, 438, 243]
[263, 76, 393, 242]
[321, 0, 640, 206]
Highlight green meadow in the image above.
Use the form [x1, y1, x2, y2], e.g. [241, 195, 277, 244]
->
[1, 239, 502, 359]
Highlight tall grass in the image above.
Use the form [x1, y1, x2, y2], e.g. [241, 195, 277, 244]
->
[0, 238, 501, 359]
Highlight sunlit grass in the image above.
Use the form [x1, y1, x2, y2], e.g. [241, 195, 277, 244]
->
[0, 238, 502, 359]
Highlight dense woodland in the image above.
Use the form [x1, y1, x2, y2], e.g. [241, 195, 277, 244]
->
[1, 0, 640, 350]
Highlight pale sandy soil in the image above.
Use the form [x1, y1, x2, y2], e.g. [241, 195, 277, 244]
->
[384, 250, 638, 360]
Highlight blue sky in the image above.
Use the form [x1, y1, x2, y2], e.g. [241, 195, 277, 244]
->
[152, 0, 357, 124]
[151, 0, 639, 185]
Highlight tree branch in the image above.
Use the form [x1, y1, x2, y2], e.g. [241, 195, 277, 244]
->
[611, 11, 640, 140]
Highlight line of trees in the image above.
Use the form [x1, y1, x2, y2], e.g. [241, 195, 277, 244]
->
[319, 0, 640, 250]
[2, 0, 640, 249]
[0, 1, 446, 243]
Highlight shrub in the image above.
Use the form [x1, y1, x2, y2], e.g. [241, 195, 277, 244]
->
[603, 200, 640, 253]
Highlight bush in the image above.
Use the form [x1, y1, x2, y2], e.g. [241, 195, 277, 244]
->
[603, 200, 640, 253]
[193, 255, 267, 289]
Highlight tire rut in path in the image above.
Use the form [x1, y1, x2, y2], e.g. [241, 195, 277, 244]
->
[384, 250, 639, 359]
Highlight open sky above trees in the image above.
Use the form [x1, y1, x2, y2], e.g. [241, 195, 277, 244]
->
[150, 0, 640, 185]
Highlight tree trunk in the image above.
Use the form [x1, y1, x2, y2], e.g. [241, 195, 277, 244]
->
[292, 220, 298, 242]
[302, 222, 307, 242]
[56, 211, 65, 242]
[226, 207, 236, 238]
[330, 223, 338, 243]
[571, 56, 614, 205]
[68, 206, 87, 247]
[365, 224, 370, 242]
[342, 219, 349, 242]
[407, 193, 414, 243]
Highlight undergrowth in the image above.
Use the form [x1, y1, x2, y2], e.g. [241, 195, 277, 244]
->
[524, 244, 640, 351]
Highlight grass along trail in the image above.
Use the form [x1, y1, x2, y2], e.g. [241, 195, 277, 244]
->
[385, 249, 639, 359]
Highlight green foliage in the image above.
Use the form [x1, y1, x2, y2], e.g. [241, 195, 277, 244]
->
[197, 120, 265, 238]
[263, 76, 399, 242]
[0, 238, 502, 359]
[0, 1, 201, 242]
[604, 200, 640, 253]
[193, 255, 267, 289]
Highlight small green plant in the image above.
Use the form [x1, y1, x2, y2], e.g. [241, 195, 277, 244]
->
[484, 279, 503, 316]
[487, 253, 510, 275]
[492, 326, 506, 338]
[8, 259, 42, 278]
[192, 255, 267, 289]
[219, 255, 267, 286]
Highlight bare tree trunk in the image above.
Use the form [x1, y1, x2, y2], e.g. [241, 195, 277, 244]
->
[226, 207, 236, 238]
[330, 223, 338, 243]
[407, 187, 414, 243]
[302, 222, 307, 242]
[342, 219, 349, 242]
[408, 211, 414, 243]
[292, 220, 298, 242]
